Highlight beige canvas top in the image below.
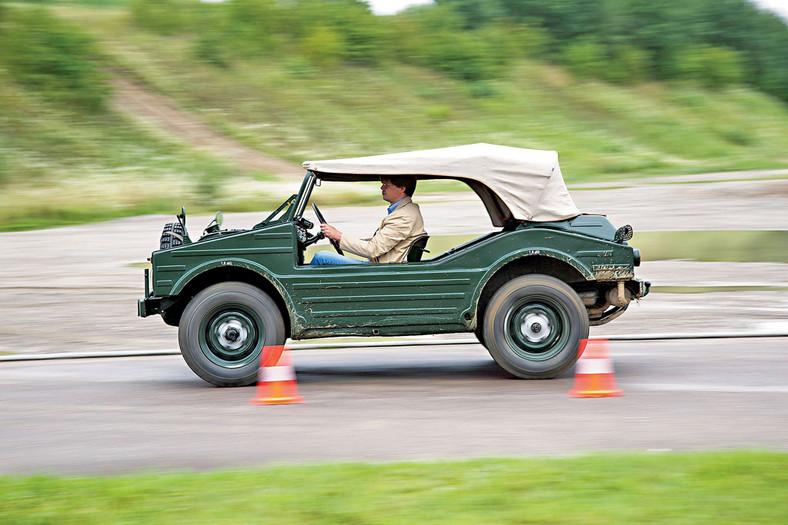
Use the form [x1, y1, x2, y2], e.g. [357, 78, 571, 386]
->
[302, 143, 580, 225]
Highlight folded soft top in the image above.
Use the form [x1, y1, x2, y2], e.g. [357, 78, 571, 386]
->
[303, 143, 580, 225]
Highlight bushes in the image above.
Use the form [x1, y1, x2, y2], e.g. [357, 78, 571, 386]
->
[673, 45, 746, 88]
[0, 6, 110, 110]
[389, 4, 502, 81]
[605, 45, 651, 84]
[561, 39, 607, 80]
[120, 0, 787, 102]
[437, 0, 786, 99]
[130, 0, 196, 36]
[300, 27, 346, 68]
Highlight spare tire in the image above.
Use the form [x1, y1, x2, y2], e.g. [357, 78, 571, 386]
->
[160, 222, 185, 250]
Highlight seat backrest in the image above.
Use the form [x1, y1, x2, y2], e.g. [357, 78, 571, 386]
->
[406, 235, 430, 262]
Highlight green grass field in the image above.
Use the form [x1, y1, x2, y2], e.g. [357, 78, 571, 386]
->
[1, 452, 785, 524]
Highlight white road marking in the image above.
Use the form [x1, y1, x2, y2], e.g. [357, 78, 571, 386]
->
[636, 383, 788, 393]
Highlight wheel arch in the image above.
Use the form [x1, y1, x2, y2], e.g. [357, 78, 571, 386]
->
[162, 260, 292, 337]
[472, 253, 590, 329]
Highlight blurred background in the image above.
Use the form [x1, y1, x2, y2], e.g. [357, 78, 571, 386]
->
[0, 0, 786, 231]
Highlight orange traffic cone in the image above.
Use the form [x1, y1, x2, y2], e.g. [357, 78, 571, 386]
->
[568, 339, 623, 398]
[250, 346, 304, 405]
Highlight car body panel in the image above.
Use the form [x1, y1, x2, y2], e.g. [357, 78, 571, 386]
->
[142, 213, 642, 338]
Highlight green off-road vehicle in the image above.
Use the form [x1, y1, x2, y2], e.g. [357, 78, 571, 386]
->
[139, 144, 649, 386]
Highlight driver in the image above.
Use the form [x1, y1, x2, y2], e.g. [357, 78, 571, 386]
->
[310, 176, 426, 265]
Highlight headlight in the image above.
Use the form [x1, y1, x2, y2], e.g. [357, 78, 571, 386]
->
[633, 248, 641, 266]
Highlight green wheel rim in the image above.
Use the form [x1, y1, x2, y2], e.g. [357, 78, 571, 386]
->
[199, 306, 262, 368]
[503, 295, 570, 360]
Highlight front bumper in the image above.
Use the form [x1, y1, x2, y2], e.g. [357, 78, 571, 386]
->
[137, 297, 162, 318]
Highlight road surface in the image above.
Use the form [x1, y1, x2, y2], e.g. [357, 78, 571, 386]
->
[1, 338, 786, 475]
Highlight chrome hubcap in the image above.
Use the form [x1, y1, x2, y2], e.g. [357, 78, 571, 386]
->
[521, 312, 552, 343]
[216, 319, 248, 351]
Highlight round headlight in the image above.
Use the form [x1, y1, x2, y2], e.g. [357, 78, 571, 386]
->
[633, 248, 641, 266]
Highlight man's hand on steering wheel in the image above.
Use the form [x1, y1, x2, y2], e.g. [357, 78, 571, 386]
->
[312, 203, 344, 255]
[320, 224, 341, 242]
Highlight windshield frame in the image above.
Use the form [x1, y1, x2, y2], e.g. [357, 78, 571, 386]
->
[293, 171, 317, 221]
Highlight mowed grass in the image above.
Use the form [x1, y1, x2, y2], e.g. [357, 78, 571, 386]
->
[1, 452, 785, 524]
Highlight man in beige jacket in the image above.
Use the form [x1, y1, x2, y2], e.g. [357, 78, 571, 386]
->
[310, 176, 426, 265]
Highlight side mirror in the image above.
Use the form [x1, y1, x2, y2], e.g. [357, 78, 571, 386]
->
[202, 211, 224, 237]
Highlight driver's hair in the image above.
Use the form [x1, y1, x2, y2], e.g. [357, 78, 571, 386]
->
[386, 175, 417, 197]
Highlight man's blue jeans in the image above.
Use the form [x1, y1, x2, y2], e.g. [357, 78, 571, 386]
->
[310, 251, 369, 265]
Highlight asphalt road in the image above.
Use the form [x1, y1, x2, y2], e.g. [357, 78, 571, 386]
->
[1, 338, 786, 476]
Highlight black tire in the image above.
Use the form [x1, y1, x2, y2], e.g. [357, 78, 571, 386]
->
[474, 324, 487, 348]
[482, 274, 589, 379]
[160, 222, 185, 250]
[178, 282, 285, 387]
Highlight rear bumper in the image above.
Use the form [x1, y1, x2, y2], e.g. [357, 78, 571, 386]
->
[630, 278, 651, 298]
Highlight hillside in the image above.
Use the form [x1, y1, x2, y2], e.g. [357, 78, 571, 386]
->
[0, 1, 787, 230]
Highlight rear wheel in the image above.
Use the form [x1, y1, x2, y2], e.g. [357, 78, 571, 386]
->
[178, 282, 285, 386]
[474, 324, 487, 348]
[482, 274, 588, 378]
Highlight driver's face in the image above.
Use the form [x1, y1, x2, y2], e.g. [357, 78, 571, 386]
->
[380, 178, 407, 204]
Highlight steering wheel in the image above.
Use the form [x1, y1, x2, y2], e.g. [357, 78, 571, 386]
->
[312, 203, 344, 255]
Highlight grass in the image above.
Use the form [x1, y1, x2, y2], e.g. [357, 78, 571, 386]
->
[0, 451, 785, 524]
[1, 5, 787, 231]
[632, 230, 788, 264]
[103, 44, 788, 178]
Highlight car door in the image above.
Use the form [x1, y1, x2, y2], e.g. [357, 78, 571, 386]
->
[284, 258, 478, 337]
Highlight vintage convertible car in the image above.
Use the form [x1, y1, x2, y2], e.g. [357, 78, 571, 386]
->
[139, 144, 649, 386]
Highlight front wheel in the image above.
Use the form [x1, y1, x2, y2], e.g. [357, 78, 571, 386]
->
[482, 275, 589, 379]
[178, 282, 285, 386]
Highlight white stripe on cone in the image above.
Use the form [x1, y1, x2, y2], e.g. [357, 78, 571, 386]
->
[261, 365, 296, 383]
[575, 357, 614, 375]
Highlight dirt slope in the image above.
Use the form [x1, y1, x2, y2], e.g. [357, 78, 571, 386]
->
[109, 77, 303, 179]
